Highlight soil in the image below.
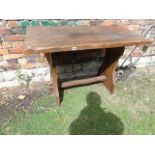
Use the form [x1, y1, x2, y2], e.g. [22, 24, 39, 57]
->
[0, 82, 50, 126]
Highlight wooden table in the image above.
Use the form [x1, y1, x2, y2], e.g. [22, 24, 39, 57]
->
[24, 26, 152, 105]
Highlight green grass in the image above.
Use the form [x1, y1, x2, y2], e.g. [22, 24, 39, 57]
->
[1, 73, 155, 135]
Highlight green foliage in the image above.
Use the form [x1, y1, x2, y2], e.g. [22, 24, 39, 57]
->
[1, 74, 155, 135]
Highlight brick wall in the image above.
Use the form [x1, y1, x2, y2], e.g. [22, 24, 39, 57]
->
[55, 49, 106, 81]
[0, 19, 155, 87]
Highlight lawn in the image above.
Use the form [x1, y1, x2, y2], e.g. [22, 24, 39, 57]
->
[0, 70, 155, 135]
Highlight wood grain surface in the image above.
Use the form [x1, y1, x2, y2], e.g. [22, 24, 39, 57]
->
[24, 26, 152, 54]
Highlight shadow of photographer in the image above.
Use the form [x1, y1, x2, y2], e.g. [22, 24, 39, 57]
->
[69, 92, 124, 135]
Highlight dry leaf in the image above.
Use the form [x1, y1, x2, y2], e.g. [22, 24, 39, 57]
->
[17, 95, 26, 100]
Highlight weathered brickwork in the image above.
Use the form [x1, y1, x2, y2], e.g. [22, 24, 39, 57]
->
[0, 19, 155, 87]
[54, 49, 106, 81]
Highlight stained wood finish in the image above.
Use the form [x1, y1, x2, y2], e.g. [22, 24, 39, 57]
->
[61, 75, 106, 88]
[99, 47, 125, 94]
[23, 26, 152, 105]
[44, 53, 50, 64]
[24, 26, 152, 54]
[44, 53, 53, 90]
[48, 53, 60, 106]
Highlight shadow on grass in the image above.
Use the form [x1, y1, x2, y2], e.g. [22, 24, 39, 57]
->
[69, 92, 124, 135]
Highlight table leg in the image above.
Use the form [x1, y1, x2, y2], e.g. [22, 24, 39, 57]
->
[99, 47, 125, 94]
[44, 53, 50, 64]
[44, 53, 53, 90]
[45, 53, 61, 106]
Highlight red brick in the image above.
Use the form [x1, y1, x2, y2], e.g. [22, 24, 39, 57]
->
[101, 20, 114, 26]
[129, 25, 140, 31]
[120, 19, 129, 25]
[0, 28, 11, 35]
[0, 49, 9, 55]
[120, 25, 129, 30]
[2, 41, 12, 48]
[3, 54, 24, 60]
[9, 46, 24, 54]
[8, 21, 18, 28]
[12, 41, 24, 47]
[90, 20, 98, 26]
[3, 34, 24, 41]
[23, 62, 48, 69]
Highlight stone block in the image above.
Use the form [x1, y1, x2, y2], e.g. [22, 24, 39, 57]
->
[3, 54, 24, 60]
[3, 34, 24, 41]
[76, 20, 90, 26]
[0, 28, 12, 35]
[0, 60, 20, 71]
[0, 35, 2, 42]
[130, 19, 146, 25]
[64, 64, 73, 73]
[101, 20, 114, 26]
[35, 56, 46, 63]
[41, 20, 59, 26]
[90, 20, 98, 26]
[0, 20, 7, 28]
[75, 70, 90, 78]
[128, 25, 140, 31]
[12, 41, 24, 47]
[18, 58, 27, 65]
[12, 28, 26, 34]
[8, 21, 18, 28]
[23, 62, 48, 69]
[49, 20, 60, 26]
[0, 70, 18, 81]
[67, 20, 77, 26]
[59, 72, 75, 80]
[27, 54, 40, 63]
[120, 19, 129, 25]
[2, 41, 12, 48]
[60, 20, 68, 26]
[112, 20, 120, 26]
[82, 61, 102, 70]
[7, 58, 18, 64]
[19, 20, 30, 28]
[73, 63, 81, 71]
[0, 49, 9, 55]
[56, 65, 65, 73]
[89, 70, 98, 76]
[30, 20, 41, 26]
[41, 20, 50, 26]
[9, 47, 24, 54]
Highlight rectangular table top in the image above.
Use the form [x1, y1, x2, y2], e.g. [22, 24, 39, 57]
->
[24, 26, 152, 54]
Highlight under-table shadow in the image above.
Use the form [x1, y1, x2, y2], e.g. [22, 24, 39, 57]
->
[69, 92, 124, 135]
